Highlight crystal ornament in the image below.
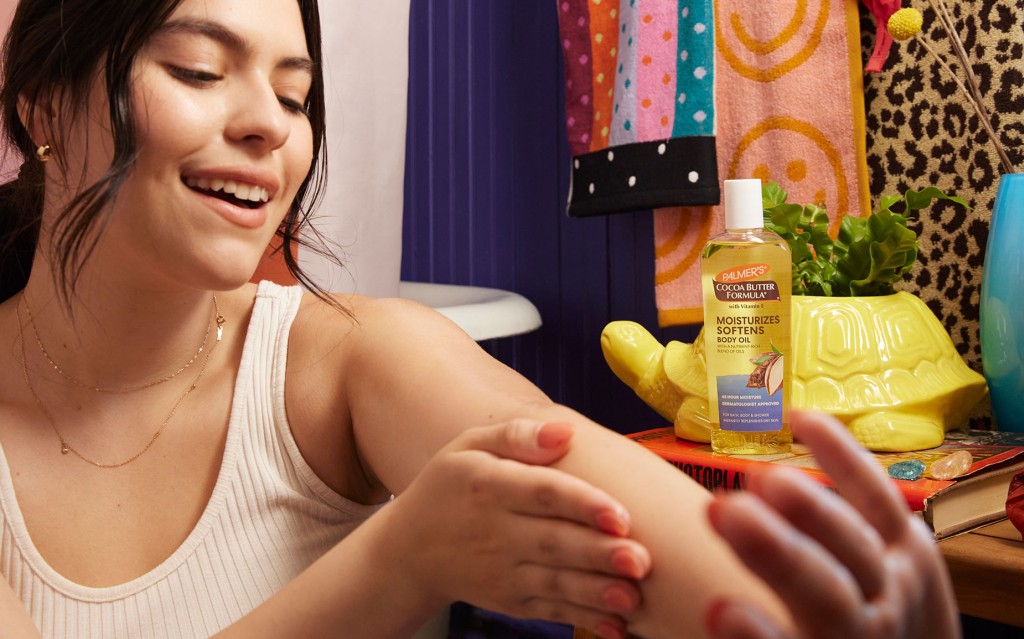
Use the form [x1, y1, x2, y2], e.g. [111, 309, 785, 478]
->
[887, 460, 926, 481]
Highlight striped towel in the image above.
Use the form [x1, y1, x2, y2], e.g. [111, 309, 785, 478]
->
[558, 0, 719, 217]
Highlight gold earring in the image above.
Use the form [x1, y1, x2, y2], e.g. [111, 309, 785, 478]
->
[36, 144, 51, 163]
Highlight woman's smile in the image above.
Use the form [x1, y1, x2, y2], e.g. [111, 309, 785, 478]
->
[182, 170, 280, 229]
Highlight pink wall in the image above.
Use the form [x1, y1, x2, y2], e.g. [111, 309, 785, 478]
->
[0, 0, 19, 183]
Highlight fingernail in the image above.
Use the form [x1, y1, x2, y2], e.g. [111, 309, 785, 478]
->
[602, 586, 635, 612]
[596, 621, 625, 639]
[595, 507, 629, 536]
[610, 547, 645, 579]
[537, 422, 573, 449]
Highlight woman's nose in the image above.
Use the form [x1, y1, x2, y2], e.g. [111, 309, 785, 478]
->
[225, 80, 291, 151]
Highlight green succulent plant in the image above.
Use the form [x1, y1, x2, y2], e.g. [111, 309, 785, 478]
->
[761, 181, 970, 297]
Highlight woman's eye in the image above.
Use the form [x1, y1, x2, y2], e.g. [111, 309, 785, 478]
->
[169, 66, 222, 85]
[278, 96, 310, 117]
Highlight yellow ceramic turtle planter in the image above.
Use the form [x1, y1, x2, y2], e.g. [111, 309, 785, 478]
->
[602, 292, 988, 452]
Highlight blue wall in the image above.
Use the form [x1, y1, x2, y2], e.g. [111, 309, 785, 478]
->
[401, 0, 700, 434]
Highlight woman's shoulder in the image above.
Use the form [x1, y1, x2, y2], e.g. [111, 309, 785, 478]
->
[291, 290, 460, 354]
[282, 290, 448, 393]
[285, 288, 475, 406]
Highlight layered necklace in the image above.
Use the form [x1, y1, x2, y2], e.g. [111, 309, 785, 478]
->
[16, 294, 226, 469]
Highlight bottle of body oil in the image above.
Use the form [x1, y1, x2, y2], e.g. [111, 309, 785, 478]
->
[701, 179, 792, 454]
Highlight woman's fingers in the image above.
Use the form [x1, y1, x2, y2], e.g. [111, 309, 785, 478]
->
[453, 421, 633, 535]
[459, 448, 634, 537]
[708, 492, 866, 637]
[408, 420, 655, 627]
[453, 419, 576, 465]
[790, 411, 910, 542]
[502, 512, 651, 579]
[745, 465, 888, 599]
[515, 563, 642, 615]
[709, 411, 963, 639]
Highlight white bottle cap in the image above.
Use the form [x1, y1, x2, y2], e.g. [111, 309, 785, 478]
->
[724, 179, 764, 230]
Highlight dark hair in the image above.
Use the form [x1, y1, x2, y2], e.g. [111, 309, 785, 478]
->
[0, 0, 338, 306]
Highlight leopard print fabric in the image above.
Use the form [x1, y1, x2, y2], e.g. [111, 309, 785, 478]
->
[860, 0, 1024, 425]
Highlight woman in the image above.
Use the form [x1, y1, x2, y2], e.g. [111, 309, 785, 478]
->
[0, 0, 960, 638]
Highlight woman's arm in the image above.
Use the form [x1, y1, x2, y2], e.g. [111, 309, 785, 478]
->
[341, 298, 794, 639]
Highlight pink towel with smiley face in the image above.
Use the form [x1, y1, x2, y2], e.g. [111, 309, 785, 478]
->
[653, 0, 871, 326]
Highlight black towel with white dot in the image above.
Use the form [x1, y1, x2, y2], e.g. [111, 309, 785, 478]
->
[568, 137, 718, 217]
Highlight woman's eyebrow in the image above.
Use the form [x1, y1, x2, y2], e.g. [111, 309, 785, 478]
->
[155, 18, 314, 74]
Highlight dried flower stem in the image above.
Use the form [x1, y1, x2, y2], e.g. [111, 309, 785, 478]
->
[932, 0, 990, 134]
[926, 0, 1016, 174]
[913, 37, 974, 114]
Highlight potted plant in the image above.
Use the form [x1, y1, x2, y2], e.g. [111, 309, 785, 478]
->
[601, 182, 989, 452]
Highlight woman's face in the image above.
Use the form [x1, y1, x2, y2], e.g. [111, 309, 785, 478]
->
[52, 0, 315, 291]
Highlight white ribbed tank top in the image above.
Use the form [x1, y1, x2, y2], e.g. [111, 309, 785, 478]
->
[0, 281, 386, 638]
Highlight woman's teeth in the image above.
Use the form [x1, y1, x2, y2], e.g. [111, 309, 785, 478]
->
[184, 176, 270, 204]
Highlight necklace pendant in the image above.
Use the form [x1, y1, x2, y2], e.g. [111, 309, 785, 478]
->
[61, 442, 69, 454]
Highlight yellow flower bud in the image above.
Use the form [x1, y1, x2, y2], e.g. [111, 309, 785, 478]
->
[888, 8, 923, 42]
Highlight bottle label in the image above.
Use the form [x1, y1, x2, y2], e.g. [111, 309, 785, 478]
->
[701, 251, 791, 433]
[714, 365, 784, 431]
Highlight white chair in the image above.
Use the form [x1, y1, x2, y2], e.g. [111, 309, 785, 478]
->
[398, 281, 542, 341]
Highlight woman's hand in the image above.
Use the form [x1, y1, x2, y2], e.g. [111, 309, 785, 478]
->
[705, 411, 961, 639]
[379, 420, 651, 639]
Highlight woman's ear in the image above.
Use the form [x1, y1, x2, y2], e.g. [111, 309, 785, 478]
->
[17, 94, 40, 141]
[16, 90, 58, 147]
[16, 90, 66, 168]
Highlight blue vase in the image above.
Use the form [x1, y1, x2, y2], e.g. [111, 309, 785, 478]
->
[980, 173, 1024, 432]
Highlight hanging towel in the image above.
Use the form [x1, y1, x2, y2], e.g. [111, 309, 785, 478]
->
[557, 0, 719, 217]
[654, 0, 871, 326]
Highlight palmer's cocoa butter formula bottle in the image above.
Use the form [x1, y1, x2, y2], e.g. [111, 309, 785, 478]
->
[701, 179, 792, 454]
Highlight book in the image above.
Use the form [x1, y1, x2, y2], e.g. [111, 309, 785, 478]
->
[629, 427, 1024, 540]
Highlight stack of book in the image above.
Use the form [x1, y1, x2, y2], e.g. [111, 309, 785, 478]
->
[629, 427, 1024, 539]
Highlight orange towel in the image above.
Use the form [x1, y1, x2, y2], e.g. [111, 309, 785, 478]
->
[654, 0, 870, 326]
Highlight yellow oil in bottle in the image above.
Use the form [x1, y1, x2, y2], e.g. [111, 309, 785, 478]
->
[701, 179, 792, 455]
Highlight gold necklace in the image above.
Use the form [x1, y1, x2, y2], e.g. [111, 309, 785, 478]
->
[16, 296, 225, 469]
[22, 294, 225, 393]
